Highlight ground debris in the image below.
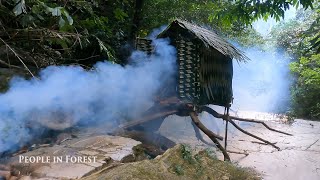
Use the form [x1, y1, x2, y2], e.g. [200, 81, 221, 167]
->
[81, 144, 260, 180]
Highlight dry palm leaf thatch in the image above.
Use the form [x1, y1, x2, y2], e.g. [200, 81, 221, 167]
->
[158, 19, 249, 62]
[137, 19, 249, 106]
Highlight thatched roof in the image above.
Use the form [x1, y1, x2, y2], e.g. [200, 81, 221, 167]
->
[158, 19, 248, 62]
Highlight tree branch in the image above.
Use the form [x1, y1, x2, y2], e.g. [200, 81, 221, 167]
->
[118, 110, 177, 129]
[189, 112, 230, 161]
[228, 119, 280, 150]
[228, 116, 293, 136]
[0, 38, 36, 78]
[201, 106, 283, 150]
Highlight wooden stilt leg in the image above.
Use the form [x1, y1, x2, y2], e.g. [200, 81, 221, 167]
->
[224, 107, 229, 150]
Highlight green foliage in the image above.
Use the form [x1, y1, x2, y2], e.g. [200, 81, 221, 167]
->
[181, 144, 194, 164]
[306, 9, 320, 53]
[0, 0, 135, 67]
[270, 7, 318, 56]
[1, 0, 317, 68]
[141, 0, 250, 37]
[271, 3, 320, 120]
[290, 54, 320, 119]
[140, 0, 315, 47]
[291, 54, 320, 86]
[178, 144, 206, 177]
[205, 148, 218, 159]
[173, 164, 184, 175]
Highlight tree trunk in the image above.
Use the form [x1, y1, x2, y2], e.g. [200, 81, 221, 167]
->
[130, 0, 144, 42]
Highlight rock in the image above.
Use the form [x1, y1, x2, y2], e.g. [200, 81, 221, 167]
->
[9, 176, 18, 180]
[33, 163, 95, 179]
[18, 176, 32, 180]
[0, 165, 10, 171]
[6, 135, 141, 179]
[0, 170, 10, 180]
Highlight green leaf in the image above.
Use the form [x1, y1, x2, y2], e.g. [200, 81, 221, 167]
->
[20, 14, 35, 27]
[95, 37, 115, 61]
[51, 7, 62, 16]
[113, 8, 128, 21]
[13, 0, 26, 16]
[61, 8, 74, 25]
[59, 17, 65, 28]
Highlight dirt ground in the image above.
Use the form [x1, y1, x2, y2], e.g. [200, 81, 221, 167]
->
[159, 113, 320, 180]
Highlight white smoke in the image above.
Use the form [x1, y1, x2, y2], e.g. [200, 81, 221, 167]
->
[232, 47, 291, 113]
[199, 46, 292, 136]
[0, 38, 177, 153]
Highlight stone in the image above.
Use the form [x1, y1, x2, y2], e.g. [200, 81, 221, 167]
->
[9, 176, 18, 180]
[0, 170, 11, 180]
[18, 176, 32, 180]
[7, 135, 141, 179]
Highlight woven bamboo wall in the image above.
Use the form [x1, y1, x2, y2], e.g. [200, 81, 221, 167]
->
[135, 38, 153, 55]
[135, 37, 233, 107]
[199, 47, 233, 106]
[176, 39, 201, 103]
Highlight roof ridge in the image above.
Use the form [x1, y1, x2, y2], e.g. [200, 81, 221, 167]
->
[159, 19, 249, 62]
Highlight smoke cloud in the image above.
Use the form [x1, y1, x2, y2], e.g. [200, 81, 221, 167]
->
[0, 38, 177, 153]
[232, 47, 291, 113]
[199, 46, 292, 136]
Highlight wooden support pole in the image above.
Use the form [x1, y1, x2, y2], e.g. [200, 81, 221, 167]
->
[225, 121, 228, 149]
[224, 107, 229, 150]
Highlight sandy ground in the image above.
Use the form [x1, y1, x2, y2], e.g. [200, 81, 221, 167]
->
[2, 110, 319, 180]
[159, 113, 320, 180]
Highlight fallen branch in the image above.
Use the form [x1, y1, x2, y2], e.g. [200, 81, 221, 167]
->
[201, 106, 281, 150]
[251, 141, 274, 145]
[229, 116, 293, 136]
[305, 139, 319, 150]
[189, 112, 230, 161]
[201, 106, 292, 136]
[228, 119, 280, 150]
[227, 150, 249, 156]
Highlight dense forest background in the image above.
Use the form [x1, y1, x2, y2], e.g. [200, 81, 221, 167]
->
[0, 0, 319, 119]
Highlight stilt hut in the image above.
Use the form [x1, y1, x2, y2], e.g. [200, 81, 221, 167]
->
[136, 19, 247, 108]
[125, 20, 289, 161]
